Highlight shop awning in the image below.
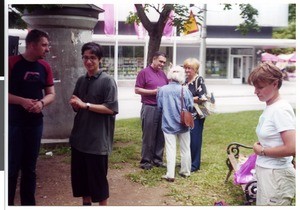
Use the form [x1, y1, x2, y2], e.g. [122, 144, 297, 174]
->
[279, 52, 296, 62]
[289, 52, 296, 62]
[9, 29, 296, 50]
[205, 38, 296, 49]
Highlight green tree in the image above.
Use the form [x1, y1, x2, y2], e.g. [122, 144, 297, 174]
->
[127, 4, 203, 64]
[127, 4, 259, 64]
[223, 4, 260, 35]
[271, 4, 296, 54]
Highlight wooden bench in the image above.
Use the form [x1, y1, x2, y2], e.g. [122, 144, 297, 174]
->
[225, 142, 257, 205]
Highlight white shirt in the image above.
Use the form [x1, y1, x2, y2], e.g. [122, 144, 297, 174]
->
[255, 99, 295, 169]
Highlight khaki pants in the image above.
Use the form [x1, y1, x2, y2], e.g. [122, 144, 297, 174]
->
[256, 165, 295, 205]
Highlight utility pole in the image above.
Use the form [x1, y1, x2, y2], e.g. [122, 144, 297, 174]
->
[199, 4, 207, 76]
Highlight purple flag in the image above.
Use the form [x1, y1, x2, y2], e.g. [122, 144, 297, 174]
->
[103, 4, 115, 35]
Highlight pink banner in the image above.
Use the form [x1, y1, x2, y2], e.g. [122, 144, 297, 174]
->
[134, 22, 146, 39]
[134, 6, 146, 39]
[103, 4, 115, 35]
[163, 10, 174, 37]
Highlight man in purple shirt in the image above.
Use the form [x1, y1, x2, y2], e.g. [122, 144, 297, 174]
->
[135, 51, 169, 170]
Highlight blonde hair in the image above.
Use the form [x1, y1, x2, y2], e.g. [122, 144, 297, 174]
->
[183, 58, 200, 73]
[167, 65, 186, 84]
[248, 62, 283, 89]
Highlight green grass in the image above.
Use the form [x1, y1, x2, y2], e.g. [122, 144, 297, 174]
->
[40, 144, 71, 156]
[40, 110, 293, 205]
[112, 110, 262, 206]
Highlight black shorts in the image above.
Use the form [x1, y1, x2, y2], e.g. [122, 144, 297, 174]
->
[71, 147, 109, 203]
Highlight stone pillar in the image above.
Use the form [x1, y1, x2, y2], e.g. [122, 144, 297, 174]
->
[22, 5, 104, 138]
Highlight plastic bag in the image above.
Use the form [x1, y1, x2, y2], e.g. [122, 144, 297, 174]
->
[234, 153, 257, 185]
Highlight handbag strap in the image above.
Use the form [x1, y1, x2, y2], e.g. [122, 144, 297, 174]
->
[194, 76, 199, 92]
[181, 86, 184, 111]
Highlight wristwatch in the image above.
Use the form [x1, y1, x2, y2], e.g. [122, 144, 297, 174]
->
[39, 99, 45, 109]
[86, 103, 91, 110]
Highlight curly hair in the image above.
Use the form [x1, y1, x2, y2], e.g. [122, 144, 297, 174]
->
[167, 65, 186, 84]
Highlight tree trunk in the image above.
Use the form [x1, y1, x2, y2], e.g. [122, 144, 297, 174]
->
[135, 4, 172, 64]
[147, 27, 163, 65]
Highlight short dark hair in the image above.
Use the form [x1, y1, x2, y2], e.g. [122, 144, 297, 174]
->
[152, 51, 167, 60]
[25, 29, 49, 45]
[81, 42, 103, 59]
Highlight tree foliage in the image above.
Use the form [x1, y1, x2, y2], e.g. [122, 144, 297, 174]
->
[273, 4, 295, 39]
[271, 4, 296, 54]
[288, 4, 296, 22]
[224, 4, 260, 35]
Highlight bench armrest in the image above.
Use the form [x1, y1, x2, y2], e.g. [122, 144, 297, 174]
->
[226, 142, 253, 159]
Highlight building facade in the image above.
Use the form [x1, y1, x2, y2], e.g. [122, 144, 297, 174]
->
[9, 3, 296, 85]
[93, 3, 295, 85]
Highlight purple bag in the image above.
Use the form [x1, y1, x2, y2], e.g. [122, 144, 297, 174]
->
[234, 153, 257, 185]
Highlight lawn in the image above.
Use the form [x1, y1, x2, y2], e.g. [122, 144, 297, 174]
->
[111, 110, 262, 206]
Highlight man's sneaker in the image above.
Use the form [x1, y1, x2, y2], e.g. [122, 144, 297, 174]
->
[161, 175, 175, 182]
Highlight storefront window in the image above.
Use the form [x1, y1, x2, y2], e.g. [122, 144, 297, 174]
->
[102, 45, 173, 80]
[176, 46, 200, 67]
[102, 45, 144, 79]
[231, 48, 253, 55]
[101, 45, 115, 76]
[206, 48, 229, 78]
[118, 46, 144, 79]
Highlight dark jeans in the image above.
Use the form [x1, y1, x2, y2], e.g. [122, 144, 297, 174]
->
[8, 124, 43, 205]
[190, 117, 205, 172]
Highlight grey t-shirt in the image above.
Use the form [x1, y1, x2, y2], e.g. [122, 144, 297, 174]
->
[69, 70, 119, 155]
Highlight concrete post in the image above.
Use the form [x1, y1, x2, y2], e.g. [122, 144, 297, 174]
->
[21, 5, 104, 138]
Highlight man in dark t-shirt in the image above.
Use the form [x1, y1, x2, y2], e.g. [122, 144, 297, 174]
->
[8, 29, 55, 205]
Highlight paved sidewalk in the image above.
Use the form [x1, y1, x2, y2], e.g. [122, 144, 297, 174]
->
[117, 80, 296, 120]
